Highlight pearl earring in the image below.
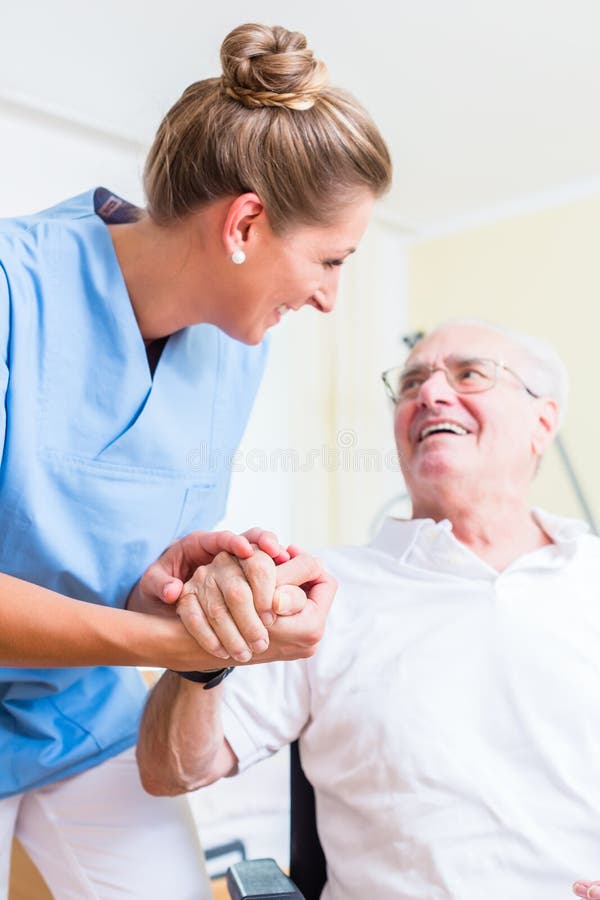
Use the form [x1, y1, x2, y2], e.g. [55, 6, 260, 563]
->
[231, 248, 246, 265]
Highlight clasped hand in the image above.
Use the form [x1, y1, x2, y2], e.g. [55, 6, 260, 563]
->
[129, 527, 335, 663]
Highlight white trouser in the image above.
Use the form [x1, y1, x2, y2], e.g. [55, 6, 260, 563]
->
[0, 747, 211, 900]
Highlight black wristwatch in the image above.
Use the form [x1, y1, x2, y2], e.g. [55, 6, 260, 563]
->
[170, 667, 234, 690]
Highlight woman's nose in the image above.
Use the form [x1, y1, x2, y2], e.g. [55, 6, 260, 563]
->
[310, 287, 335, 314]
[313, 265, 343, 313]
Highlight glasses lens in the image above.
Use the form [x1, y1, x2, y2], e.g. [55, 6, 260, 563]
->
[446, 358, 495, 393]
[385, 358, 497, 401]
[397, 367, 429, 399]
[382, 366, 430, 401]
[382, 368, 403, 401]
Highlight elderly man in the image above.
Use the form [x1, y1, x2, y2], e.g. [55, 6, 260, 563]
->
[137, 320, 600, 900]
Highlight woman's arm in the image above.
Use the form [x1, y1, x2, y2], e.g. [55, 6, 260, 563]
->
[0, 570, 223, 669]
[0, 531, 331, 671]
[0, 528, 289, 669]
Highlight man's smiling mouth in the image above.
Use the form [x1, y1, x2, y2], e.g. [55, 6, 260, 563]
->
[419, 422, 469, 442]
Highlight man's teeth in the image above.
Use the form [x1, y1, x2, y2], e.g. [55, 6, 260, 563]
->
[276, 304, 290, 315]
[419, 422, 468, 440]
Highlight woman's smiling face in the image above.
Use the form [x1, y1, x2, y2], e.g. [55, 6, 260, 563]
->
[216, 191, 375, 345]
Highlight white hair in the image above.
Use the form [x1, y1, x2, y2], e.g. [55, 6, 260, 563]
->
[423, 318, 569, 427]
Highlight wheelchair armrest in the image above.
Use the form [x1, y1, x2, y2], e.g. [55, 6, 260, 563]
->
[227, 858, 305, 899]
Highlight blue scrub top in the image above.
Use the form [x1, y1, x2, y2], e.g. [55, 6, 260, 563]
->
[0, 189, 269, 797]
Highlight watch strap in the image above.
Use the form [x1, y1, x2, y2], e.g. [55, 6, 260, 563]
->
[170, 667, 234, 689]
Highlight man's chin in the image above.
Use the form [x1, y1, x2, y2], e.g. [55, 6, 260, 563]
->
[412, 454, 465, 482]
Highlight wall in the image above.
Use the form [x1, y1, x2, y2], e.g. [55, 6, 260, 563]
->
[0, 96, 145, 213]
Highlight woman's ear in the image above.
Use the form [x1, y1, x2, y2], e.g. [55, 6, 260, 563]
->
[222, 193, 265, 257]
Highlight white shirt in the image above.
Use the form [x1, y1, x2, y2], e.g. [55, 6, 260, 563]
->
[222, 511, 600, 899]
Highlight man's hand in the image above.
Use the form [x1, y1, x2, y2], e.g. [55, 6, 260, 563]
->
[176, 546, 316, 661]
[574, 881, 600, 899]
[127, 527, 289, 616]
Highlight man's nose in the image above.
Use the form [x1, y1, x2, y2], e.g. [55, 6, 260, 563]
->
[416, 368, 456, 406]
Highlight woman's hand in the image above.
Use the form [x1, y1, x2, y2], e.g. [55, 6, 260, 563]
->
[256, 546, 337, 662]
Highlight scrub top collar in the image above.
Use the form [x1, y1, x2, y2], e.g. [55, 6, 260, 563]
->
[94, 187, 140, 225]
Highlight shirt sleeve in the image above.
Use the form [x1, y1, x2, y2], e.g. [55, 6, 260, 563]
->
[221, 658, 311, 772]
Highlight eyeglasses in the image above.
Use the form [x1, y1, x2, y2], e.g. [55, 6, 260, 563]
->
[381, 355, 539, 404]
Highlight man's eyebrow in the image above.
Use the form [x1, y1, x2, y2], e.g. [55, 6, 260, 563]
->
[401, 354, 490, 374]
[404, 359, 430, 372]
[401, 360, 430, 372]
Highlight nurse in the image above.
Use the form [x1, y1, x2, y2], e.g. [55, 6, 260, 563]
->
[0, 20, 391, 900]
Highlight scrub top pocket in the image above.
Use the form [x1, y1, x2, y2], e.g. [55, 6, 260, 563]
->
[0, 450, 221, 609]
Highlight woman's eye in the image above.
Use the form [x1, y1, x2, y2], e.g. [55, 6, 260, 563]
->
[323, 259, 344, 269]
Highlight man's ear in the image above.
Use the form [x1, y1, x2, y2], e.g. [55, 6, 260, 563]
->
[221, 193, 265, 257]
[531, 398, 560, 458]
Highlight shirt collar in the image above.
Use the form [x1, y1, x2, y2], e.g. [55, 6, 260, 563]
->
[371, 516, 451, 559]
[370, 508, 590, 578]
[530, 507, 590, 544]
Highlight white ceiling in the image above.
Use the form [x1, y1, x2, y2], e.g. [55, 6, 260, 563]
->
[2, 0, 599, 231]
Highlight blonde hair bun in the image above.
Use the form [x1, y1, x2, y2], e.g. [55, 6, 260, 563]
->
[221, 23, 328, 111]
[144, 21, 391, 230]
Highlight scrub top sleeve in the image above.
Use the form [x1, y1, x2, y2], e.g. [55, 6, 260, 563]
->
[0, 262, 9, 464]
